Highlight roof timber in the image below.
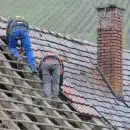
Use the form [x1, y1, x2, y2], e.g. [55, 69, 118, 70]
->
[0, 60, 73, 130]
[0, 85, 110, 129]
[0, 118, 88, 130]
[0, 103, 21, 130]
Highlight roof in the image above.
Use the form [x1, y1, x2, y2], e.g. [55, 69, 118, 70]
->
[0, 0, 129, 48]
[0, 17, 130, 130]
[0, 17, 110, 130]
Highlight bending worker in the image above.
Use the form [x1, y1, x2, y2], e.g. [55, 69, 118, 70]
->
[6, 16, 36, 73]
[38, 51, 64, 101]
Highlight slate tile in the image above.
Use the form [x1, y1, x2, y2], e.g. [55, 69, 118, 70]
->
[101, 113, 112, 120]
[36, 58, 40, 64]
[123, 52, 130, 60]
[32, 43, 40, 50]
[88, 53, 97, 60]
[80, 51, 91, 58]
[32, 39, 49, 47]
[79, 91, 96, 101]
[47, 41, 59, 48]
[39, 33, 47, 40]
[65, 67, 80, 74]
[43, 34, 53, 42]
[123, 70, 130, 76]
[60, 39, 70, 47]
[64, 71, 71, 78]
[48, 35, 61, 44]
[30, 30, 41, 39]
[69, 42, 82, 50]
[65, 63, 76, 70]
[123, 81, 129, 87]
[79, 86, 90, 93]
[71, 103, 101, 117]
[124, 65, 130, 70]
[0, 22, 7, 28]
[0, 28, 6, 35]
[95, 106, 106, 113]
[122, 106, 130, 114]
[127, 123, 130, 129]
[34, 50, 43, 59]
[57, 38, 65, 44]
[123, 60, 130, 66]
[124, 75, 130, 80]
[40, 46, 51, 52]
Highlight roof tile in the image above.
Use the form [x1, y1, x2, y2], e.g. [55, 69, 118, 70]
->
[1, 21, 129, 130]
[62, 85, 101, 117]
[71, 103, 101, 117]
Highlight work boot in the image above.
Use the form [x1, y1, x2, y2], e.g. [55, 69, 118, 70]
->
[51, 96, 60, 108]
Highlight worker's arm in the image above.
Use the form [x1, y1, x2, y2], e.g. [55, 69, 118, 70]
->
[37, 60, 43, 79]
[7, 19, 13, 29]
[6, 19, 13, 38]
[59, 62, 64, 87]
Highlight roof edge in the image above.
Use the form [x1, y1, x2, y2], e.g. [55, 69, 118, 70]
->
[123, 49, 130, 53]
[96, 66, 125, 102]
[1, 16, 129, 52]
[0, 16, 96, 46]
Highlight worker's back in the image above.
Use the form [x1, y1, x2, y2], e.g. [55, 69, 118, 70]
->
[6, 16, 36, 73]
[38, 51, 64, 101]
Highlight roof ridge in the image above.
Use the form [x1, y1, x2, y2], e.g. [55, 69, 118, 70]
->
[123, 49, 130, 53]
[0, 16, 96, 46]
[0, 16, 129, 52]
[33, 27, 94, 46]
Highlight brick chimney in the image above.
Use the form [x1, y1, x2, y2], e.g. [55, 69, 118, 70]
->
[97, 5, 124, 97]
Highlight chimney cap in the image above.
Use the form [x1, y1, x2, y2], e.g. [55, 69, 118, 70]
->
[96, 5, 125, 11]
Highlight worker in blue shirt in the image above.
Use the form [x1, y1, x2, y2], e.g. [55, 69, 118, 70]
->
[6, 16, 36, 73]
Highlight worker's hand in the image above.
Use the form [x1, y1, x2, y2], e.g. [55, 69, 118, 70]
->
[30, 68, 38, 75]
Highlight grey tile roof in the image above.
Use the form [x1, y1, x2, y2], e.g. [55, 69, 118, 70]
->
[123, 50, 130, 107]
[0, 22, 109, 130]
[32, 28, 130, 129]
[0, 17, 130, 130]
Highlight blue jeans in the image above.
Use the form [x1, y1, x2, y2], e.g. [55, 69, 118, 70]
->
[8, 30, 36, 70]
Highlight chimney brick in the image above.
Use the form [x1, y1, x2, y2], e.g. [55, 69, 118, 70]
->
[97, 5, 124, 97]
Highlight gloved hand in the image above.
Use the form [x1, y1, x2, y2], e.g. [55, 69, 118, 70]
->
[30, 68, 38, 75]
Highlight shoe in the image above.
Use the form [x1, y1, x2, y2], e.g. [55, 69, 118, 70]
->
[51, 101, 60, 108]
[51, 96, 60, 108]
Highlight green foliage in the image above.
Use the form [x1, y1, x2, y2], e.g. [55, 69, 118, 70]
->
[0, 0, 129, 48]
